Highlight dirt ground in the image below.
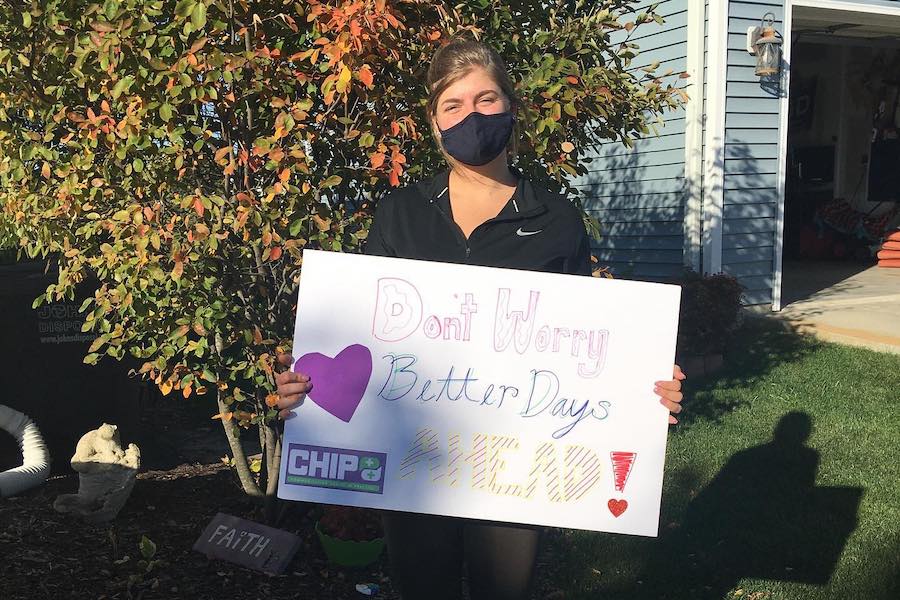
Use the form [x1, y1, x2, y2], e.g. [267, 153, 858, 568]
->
[0, 462, 404, 600]
[0, 398, 565, 600]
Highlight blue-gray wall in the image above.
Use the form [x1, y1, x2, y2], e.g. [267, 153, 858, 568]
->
[574, 0, 689, 281]
[721, 0, 783, 305]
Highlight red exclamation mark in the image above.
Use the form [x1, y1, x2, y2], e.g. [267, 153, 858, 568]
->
[608, 451, 636, 518]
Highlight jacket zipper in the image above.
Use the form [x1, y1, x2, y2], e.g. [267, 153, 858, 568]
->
[432, 196, 546, 263]
[432, 201, 472, 262]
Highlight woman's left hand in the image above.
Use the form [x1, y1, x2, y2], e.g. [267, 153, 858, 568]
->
[655, 365, 686, 425]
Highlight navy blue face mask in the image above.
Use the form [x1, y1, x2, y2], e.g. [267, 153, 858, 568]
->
[439, 111, 515, 166]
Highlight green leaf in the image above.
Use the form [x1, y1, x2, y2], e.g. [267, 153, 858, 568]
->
[320, 175, 342, 189]
[139, 536, 157, 560]
[359, 132, 375, 148]
[174, 0, 194, 18]
[22, 12, 31, 28]
[159, 103, 173, 122]
[132, 158, 144, 172]
[191, 2, 207, 29]
[111, 76, 134, 99]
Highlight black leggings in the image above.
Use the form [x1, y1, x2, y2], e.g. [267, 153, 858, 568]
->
[381, 511, 542, 600]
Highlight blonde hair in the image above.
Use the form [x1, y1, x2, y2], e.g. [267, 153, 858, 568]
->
[426, 39, 520, 164]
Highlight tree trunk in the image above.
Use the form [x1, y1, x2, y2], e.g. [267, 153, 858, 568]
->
[216, 393, 262, 497]
[262, 421, 282, 523]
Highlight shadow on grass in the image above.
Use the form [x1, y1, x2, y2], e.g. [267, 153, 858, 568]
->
[545, 411, 864, 600]
[676, 317, 824, 429]
[635, 412, 863, 600]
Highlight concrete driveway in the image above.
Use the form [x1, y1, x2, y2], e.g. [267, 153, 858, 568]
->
[777, 262, 900, 355]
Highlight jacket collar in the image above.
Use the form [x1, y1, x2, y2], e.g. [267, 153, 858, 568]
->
[423, 168, 547, 221]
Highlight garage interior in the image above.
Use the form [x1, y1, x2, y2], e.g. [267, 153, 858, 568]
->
[782, 6, 900, 306]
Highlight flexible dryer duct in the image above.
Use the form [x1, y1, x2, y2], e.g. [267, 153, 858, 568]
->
[0, 404, 51, 497]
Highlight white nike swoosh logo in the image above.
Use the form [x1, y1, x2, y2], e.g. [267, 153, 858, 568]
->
[516, 228, 543, 237]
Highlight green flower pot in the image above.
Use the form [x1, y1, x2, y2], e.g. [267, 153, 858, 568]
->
[315, 520, 385, 567]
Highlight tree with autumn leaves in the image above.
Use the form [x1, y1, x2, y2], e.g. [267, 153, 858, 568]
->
[0, 0, 686, 510]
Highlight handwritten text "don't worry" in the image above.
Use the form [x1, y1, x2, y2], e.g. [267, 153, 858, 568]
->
[372, 279, 610, 378]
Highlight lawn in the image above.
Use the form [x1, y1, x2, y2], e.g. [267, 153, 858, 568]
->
[545, 317, 900, 600]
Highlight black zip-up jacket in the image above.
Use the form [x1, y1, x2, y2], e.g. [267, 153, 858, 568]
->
[364, 170, 591, 275]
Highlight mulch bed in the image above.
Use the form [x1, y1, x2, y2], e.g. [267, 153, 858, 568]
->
[0, 463, 400, 600]
[1, 394, 566, 600]
[1, 464, 566, 600]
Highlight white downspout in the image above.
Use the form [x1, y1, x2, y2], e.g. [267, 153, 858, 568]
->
[702, 0, 728, 275]
[0, 404, 51, 497]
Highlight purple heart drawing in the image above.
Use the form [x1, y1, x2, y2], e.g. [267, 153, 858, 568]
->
[294, 344, 373, 423]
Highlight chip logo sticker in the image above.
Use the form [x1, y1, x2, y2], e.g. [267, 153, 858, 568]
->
[284, 443, 387, 494]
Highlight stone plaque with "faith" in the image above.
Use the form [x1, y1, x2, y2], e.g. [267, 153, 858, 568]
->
[193, 512, 301, 575]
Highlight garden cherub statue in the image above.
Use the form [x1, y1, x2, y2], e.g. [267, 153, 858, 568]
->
[53, 423, 140, 524]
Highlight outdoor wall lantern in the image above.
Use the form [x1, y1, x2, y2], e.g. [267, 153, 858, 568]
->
[746, 12, 783, 77]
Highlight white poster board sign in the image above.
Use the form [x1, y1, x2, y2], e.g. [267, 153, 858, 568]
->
[278, 250, 680, 537]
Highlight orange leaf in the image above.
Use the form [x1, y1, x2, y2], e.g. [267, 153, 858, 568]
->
[357, 66, 373, 87]
[265, 393, 280, 408]
[182, 384, 192, 399]
[190, 37, 208, 53]
[172, 259, 184, 281]
[159, 380, 173, 396]
[41, 162, 51, 179]
[370, 152, 385, 169]
[390, 121, 400, 136]
[269, 246, 283, 261]
[279, 168, 291, 183]
[561, 141, 575, 153]
[389, 170, 399, 187]
[193, 198, 204, 217]
[566, 76, 579, 85]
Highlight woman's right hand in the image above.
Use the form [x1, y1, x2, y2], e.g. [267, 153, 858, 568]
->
[274, 353, 313, 419]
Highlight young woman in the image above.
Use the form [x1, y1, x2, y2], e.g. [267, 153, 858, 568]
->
[275, 39, 685, 600]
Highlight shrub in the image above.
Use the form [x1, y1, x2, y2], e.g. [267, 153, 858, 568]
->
[676, 270, 744, 357]
[0, 0, 685, 509]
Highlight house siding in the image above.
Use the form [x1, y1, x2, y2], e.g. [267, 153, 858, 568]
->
[574, 0, 900, 303]
[721, 0, 784, 305]
[574, 0, 689, 281]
